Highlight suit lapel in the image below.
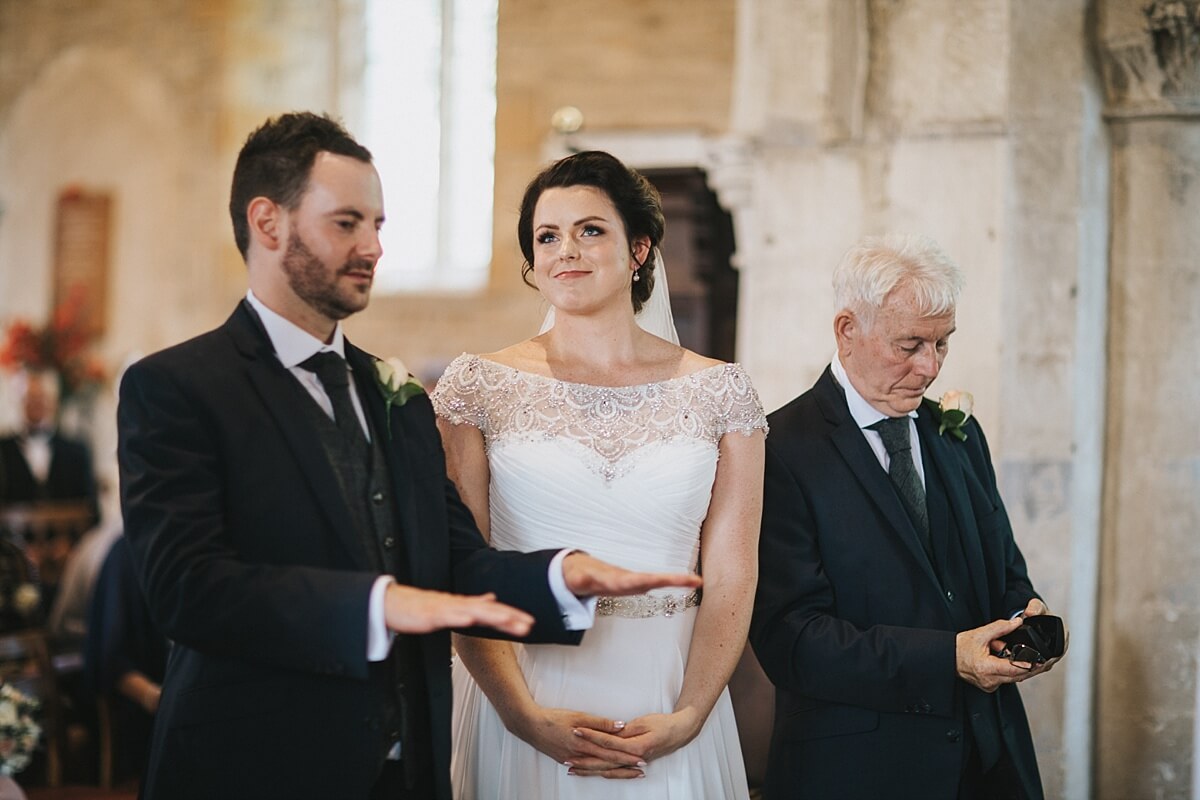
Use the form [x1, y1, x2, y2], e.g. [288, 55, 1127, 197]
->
[815, 369, 942, 593]
[225, 303, 376, 571]
[1, 439, 35, 490]
[345, 344, 423, 581]
[917, 403, 990, 616]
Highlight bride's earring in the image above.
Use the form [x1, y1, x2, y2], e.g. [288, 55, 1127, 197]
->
[632, 268, 641, 282]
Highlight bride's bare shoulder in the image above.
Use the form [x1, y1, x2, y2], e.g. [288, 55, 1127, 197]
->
[675, 348, 725, 377]
[479, 339, 551, 375]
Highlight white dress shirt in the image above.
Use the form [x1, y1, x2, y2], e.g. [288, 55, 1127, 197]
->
[19, 431, 53, 484]
[245, 291, 593, 665]
[830, 353, 926, 488]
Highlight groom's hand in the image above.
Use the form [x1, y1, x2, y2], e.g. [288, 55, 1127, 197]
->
[384, 583, 534, 636]
[561, 552, 702, 598]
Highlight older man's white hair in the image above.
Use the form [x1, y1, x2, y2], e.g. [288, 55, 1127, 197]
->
[833, 233, 965, 328]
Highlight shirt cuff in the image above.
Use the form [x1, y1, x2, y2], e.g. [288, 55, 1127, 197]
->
[367, 575, 396, 661]
[548, 549, 596, 631]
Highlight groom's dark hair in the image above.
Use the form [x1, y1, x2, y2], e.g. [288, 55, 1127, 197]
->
[517, 150, 665, 313]
[229, 112, 373, 259]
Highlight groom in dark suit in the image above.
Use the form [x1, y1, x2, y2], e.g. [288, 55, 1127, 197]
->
[117, 112, 698, 800]
[751, 235, 1064, 800]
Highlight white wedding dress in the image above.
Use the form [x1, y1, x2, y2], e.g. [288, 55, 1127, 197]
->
[432, 354, 766, 800]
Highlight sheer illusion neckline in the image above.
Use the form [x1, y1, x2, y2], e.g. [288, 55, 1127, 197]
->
[471, 355, 729, 391]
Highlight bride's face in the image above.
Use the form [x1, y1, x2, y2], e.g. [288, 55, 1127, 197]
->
[531, 185, 649, 316]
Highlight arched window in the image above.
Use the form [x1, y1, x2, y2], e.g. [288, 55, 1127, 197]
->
[362, 0, 497, 291]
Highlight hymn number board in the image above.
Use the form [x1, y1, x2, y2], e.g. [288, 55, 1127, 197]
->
[52, 189, 111, 338]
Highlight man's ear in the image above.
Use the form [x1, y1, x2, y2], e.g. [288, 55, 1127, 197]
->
[247, 197, 284, 252]
[834, 309, 857, 354]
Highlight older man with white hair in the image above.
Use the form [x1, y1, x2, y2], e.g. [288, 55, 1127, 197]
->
[750, 234, 1064, 799]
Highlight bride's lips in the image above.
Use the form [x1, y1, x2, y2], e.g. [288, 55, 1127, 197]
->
[553, 270, 591, 279]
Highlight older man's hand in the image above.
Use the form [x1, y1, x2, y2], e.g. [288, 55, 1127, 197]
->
[956, 617, 1039, 693]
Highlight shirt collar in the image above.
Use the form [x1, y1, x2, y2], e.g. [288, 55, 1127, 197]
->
[246, 290, 346, 369]
[830, 352, 918, 430]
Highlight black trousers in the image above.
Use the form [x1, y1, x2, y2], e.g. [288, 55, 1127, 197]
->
[958, 740, 1027, 800]
[369, 759, 436, 800]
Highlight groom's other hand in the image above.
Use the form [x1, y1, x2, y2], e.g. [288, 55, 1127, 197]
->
[384, 583, 534, 636]
[561, 552, 702, 598]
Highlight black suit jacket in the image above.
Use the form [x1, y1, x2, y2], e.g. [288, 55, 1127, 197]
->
[0, 432, 98, 518]
[750, 368, 1042, 800]
[117, 304, 580, 800]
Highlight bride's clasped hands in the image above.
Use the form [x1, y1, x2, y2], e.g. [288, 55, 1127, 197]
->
[500, 703, 655, 779]
[567, 707, 706, 778]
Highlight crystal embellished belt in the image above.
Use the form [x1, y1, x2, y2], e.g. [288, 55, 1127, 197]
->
[595, 590, 701, 619]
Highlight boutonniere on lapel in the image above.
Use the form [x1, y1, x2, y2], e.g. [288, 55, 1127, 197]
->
[933, 389, 974, 441]
[373, 357, 424, 439]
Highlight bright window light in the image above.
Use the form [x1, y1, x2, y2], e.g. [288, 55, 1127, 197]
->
[362, 0, 497, 291]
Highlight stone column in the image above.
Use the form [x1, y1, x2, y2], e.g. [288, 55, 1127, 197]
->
[1096, 2, 1200, 798]
[1002, 4, 1110, 798]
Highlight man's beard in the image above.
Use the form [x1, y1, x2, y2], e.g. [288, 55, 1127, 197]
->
[282, 230, 373, 321]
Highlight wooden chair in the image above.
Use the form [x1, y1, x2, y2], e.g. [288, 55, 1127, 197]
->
[0, 502, 95, 597]
[95, 695, 114, 790]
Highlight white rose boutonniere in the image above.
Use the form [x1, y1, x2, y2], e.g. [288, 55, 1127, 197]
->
[374, 357, 425, 439]
[937, 389, 974, 441]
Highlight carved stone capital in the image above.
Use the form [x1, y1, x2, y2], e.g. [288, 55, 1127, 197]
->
[1101, 0, 1200, 117]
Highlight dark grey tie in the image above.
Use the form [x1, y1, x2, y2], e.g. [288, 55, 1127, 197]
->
[299, 351, 369, 456]
[870, 417, 932, 560]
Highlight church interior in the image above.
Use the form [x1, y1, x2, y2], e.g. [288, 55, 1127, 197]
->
[1, 1, 1198, 798]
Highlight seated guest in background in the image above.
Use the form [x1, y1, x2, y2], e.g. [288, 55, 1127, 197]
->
[0, 367, 99, 522]
[84, 535, 168, 786]
[751, 234, 1065, 800]
[47, 477, 123, 644]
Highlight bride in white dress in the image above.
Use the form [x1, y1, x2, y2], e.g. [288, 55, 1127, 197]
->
[432, 151, 766, 798]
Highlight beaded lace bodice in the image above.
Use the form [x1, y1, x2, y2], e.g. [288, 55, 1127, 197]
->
[432, 354, 766, 573]
[432, 354, 767, 482]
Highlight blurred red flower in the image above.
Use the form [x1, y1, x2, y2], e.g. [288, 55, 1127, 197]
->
[0, 286, 105, 397]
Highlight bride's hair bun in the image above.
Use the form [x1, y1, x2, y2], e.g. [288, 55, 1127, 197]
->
[518, 151, 665, 313]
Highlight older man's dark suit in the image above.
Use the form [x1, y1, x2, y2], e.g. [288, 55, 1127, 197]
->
[750, 368, 1043, 799]
[118, 303, 579, 800]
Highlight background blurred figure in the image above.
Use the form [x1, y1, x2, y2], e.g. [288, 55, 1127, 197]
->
[45, 474, 123, 645]
[0, 368, 99, 521]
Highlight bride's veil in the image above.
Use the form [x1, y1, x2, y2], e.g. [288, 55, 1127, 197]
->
[538, 247, 680, 344]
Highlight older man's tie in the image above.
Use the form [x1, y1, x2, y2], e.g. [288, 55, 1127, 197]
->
[870, 417, 932, 562]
